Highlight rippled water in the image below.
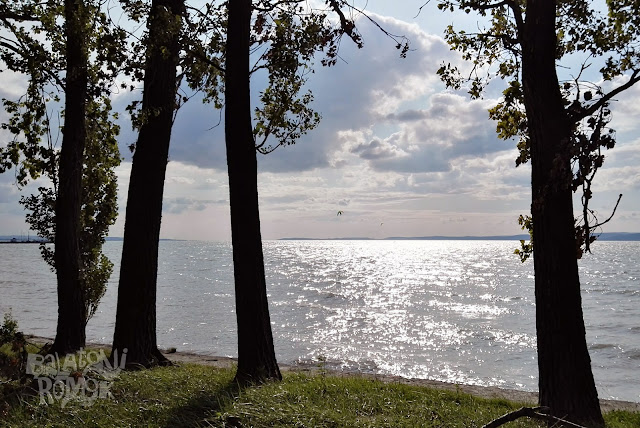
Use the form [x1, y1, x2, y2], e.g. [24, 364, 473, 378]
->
[1, 240, 638, 402]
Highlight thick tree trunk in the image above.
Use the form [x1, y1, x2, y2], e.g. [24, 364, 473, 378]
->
[225, 0, 281, 384]
[522, 0, 604, 425]
[50, 0, 89, 355]
[111, 0, 184, 368]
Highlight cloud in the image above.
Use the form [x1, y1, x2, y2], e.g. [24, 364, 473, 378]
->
[163, 196, 227, 214]
[3, 9, 640, 240]
[351, 138, 406, 160]
[385, 109, 429, 122]
[160, 13, 460, 174]
[0, 70, 28, 100]
[332, 93, 512, 174]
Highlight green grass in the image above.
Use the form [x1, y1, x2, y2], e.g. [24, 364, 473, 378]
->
[1, 363, 639, 427]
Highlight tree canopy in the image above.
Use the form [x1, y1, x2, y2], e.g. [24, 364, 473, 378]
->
[436, 0, 640, 257]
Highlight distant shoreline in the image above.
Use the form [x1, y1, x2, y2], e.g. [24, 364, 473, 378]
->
[279, 232, 640, 241]
[3, 233, 639, 243]
[0, 240, 48, 244]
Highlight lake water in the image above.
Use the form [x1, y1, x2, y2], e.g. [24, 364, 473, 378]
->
[1, 240, 638, 402]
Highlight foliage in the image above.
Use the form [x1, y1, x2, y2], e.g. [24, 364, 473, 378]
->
[0, 312, 27, 380]
[0, 0, 124, 323]
[19, 188, 56, 265]
[0, 312, 20, 345]
[436, 0, 640, 259]
[514, 214, 533, 263]
[79, 98, 120, 322]
[251, 9, 327, 154]
[182, 0, 409, 154]
[16, 100, 120, 324]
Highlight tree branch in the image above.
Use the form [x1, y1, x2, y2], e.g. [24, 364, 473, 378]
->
[327, 0, 363, 48]
[0, 9, 39, 22]
[415, 0, 432, 18]
[0, 40, 65, 89]
[184, 47, 225, 73]
[464, 0, 523, 39]
[592, 193, 622, 230]
[482, 406, 588, 428]
[573, 70, 640, 121]
[252, 0, 306, 12]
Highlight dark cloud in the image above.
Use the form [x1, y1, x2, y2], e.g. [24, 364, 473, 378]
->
[162, 196, 226, 214]
[385, 109, 429, 122]
[351, 139, 401, 160]
[155, 14, 456, 174]
[357, 94, 514, 174]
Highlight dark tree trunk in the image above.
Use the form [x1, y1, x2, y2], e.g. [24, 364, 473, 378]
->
[50, 0, 89, 355]
[522, 0, 604, 425]
[111, 0, 184, 368]
[225, 0, 281, 384]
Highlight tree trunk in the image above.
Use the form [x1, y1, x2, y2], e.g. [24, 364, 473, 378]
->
[111, 0, 184, 368]
[225, 0, 281, 384]
[522, 0, 604, 425]
[50, 0, 89, 355]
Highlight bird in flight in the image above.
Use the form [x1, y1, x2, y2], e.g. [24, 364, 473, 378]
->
[337, 210, 344, 216]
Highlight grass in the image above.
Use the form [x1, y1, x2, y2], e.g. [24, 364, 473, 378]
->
[1, 362, 639, 428]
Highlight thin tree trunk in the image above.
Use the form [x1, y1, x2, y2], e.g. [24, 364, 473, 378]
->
[50, 0, 89, 355]
[111, 0, 184, 368]
[522, 0, 604, 425]
[225, 0, 281, 384]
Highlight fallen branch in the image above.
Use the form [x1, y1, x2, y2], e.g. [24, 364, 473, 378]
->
[482, 406, 588, 428]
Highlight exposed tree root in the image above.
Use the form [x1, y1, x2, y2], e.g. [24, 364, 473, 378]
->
[482, 406, 588, 428]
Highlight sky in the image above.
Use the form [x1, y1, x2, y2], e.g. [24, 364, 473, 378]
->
[1, 1, 639, 241]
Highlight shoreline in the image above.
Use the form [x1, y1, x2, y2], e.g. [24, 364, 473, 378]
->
[25, 335, 639, 413]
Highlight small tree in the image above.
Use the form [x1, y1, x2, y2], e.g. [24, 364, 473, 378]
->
[19, 98, 120, 325]
[0, 0, 124, 344]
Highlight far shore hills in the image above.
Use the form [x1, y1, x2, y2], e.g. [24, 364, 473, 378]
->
[279, 232, 640, 241]
[1, 232, 640, 242]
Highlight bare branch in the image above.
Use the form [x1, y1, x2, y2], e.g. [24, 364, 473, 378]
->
[592, 193, 623, 230]
[573, 70, 640, 121]
[346, 2, 411, 51]
[414, 0, 432, 18]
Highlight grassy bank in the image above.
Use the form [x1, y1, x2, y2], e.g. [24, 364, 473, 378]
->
[1, 362, 639, 427]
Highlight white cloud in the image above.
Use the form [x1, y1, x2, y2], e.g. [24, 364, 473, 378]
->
[3, 8, 640, 240]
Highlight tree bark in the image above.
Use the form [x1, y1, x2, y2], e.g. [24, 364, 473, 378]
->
[50, 0, 89, 355]
[111, 0, 184, 368]
[225, 0, 281, 384]
[521, 0, 604, 425]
